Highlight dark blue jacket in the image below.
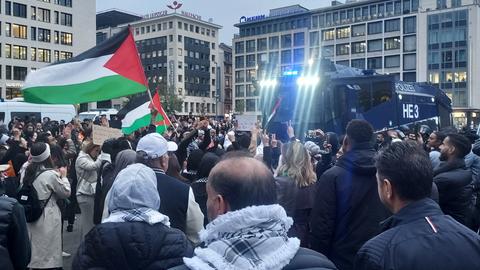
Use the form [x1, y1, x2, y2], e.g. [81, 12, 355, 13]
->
[0, 196, 30, 270]
[354, 198, 480, 270]
[73, 221, 194, 270]
[310, 145, 389, 270]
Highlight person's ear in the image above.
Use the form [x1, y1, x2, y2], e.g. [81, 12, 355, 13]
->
[383, 179, 393, 200]
[214, 194, 229, 216]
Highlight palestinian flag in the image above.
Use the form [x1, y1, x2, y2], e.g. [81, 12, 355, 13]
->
[119, 91, 171, 135]
[22, 27, 147, 104]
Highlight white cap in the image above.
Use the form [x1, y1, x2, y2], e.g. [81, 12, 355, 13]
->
[136, 133, 178, 159]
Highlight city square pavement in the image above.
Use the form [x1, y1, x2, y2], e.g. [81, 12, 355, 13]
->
[62, 215, 82, 270]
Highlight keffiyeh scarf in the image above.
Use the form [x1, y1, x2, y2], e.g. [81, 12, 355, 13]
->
[184, 204, 300, 270]
[103, 207, 170, 226]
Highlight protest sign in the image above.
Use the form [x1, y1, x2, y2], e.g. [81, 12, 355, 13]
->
[92, 125, 122, 145]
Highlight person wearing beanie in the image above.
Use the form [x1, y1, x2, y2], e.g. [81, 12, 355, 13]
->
[73, 163, 193, 270]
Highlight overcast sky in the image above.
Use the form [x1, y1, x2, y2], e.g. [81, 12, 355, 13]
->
[96, 0, 331, 44]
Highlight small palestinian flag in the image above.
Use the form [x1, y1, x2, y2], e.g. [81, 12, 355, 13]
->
[119, 91, 171, 135]
[23, 27, 147, 104]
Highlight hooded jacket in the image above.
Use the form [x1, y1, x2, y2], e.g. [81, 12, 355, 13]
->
[310, 143, 389, 270]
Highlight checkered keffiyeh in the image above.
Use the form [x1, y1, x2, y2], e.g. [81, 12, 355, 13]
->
[103, 207, 170, 226]
[184, 204, 300, 270]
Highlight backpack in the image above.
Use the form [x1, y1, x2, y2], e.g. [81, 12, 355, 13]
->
[16, 170, 53, 223]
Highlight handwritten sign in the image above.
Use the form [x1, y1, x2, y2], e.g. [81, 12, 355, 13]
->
[236, 115, 257, 131]
[92, 125, 122, 145]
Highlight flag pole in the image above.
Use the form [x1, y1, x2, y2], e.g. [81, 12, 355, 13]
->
[155, 87, 176, 131]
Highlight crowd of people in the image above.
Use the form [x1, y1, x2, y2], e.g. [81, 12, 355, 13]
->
[0, 114, 480, 270]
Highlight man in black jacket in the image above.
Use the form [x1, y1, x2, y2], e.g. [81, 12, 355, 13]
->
[310, 120, 389, 270]
[355, 141, 480, 270]
[136, 133, 204, 244]
[434, 133, 474, 226]
[0, 194, 31, 270]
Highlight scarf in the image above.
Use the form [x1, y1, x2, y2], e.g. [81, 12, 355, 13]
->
[184, 204, 300, 270]
[103, 207, 170, 226]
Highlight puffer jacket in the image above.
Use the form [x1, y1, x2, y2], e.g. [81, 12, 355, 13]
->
[75, 151, 102, 196]
[433, 159, 474, 226]
[73, 221, 194, 270]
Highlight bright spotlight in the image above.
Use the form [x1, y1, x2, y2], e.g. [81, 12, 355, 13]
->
[259, 79, 277, 88]
[296, 76, 320, 87]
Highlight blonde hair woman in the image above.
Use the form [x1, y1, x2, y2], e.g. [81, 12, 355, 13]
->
[275, 141, 317, 247]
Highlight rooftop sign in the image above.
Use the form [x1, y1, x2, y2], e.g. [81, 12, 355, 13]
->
[239, 14, 266, 23]
[143, 10, 167, 19]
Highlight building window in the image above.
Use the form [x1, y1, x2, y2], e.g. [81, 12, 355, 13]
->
[322, 29, 335, 41]
[5, 1, 11, 16]
[38, 28, 51, 42]
[12, 24, 27, 39]
[235, 56, 244, 68]
[293, 48, 304, 63]
[55, 0, 73, 8]
[437, 0, 447, 9]
[38, 48, 51, 62]
[351, 58, 365, 69]
[368, 39, 382, 52]
[384, 37, 401, 50]
[385, 55, 400, 68]
[281, 50, 292, 64]
[321, 46, 334, 57]
[404, 54, 416, 70]
[5, 23, 11, 37]
[37, 7, 51, 23]
[31, 48, 36, 61]
[31, 6, 37, 20]
[60, 13, 72, 26]
[293, 32, 305, 46]
[452, 0, 462, 7]
[246, 54, 255, 68]
[13, 2, 27, 18]
[12, 45, 27, 60]
[336, 43, 350, 56]
[404, 16, 416, 34]
[246, 40, 255, 52]
[352, 41, 366, 54]
[269, 36, 279, 49]
[404, 35, 416, 52]
[169, 21, 173, 29]
[60, 32, 72, 45]
[235, 41, 245, 53]
[257, 38, 267, 51]
[351, 24, 365, 37]
[178, 35, 182, 42]
[5, 44, 11, 58]
[31, 27, 36, 40]
[310, 31, 320, 47]
[336, 27, 350, 39]
[246, 99, 256, 112]
[367, 21, 382, 34]
[6, 65, 12, 80]
[281, 34, 292, 48]
[385, 19, 400, 32]
[235, 71, 245, 83]
[13, 66, 28, 81]
[367, 57, 382, 69]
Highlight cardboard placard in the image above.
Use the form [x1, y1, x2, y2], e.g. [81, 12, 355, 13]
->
[92, 125, 122, 145]
[236, 115, 257, 131]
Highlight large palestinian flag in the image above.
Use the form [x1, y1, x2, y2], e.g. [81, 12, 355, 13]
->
[118, 91, 171, 135]
[22, 27, 147, 104]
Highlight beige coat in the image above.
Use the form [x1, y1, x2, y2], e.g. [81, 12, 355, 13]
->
[27, 169, 71, 269]
[76, 151, 102, 196]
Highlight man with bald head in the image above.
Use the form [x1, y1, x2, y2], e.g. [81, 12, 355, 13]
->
[172, 156, 337, 270]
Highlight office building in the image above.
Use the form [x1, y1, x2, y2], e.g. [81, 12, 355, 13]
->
[0, 0, 96, 100]
[233, 0, 480, 127]
[219, 43, 232, 115]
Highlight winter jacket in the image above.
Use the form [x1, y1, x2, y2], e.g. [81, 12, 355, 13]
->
[354, 198, 480, 270]
[310, 143, 389, 270]
[0, 196, 30, 270]
[169, 248, 338, 270]
[433, 159, 473, 226]
[75, 151, 102, 197]
[276, 176, 316, 247]
[73, 221, 194, 270]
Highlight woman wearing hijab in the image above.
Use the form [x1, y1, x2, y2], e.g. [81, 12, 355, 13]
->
[73, 163, 193, 270]
[99, 149, 137, 221]
[24, 142, 71, 269]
